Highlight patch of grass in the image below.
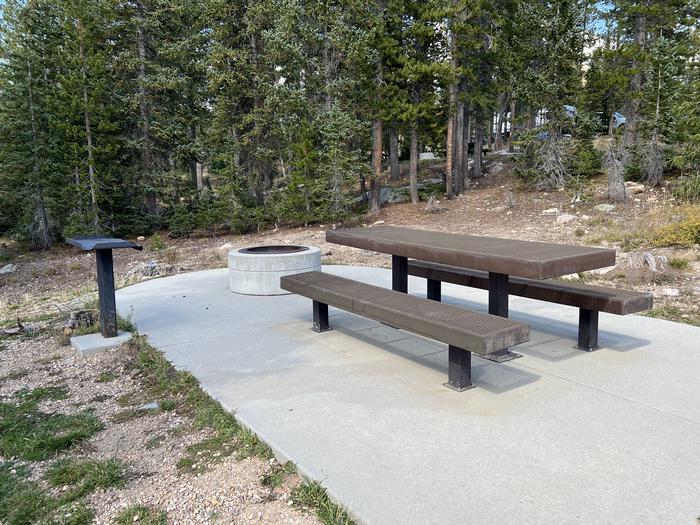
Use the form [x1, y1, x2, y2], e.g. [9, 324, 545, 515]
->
[0, 463, 94, 525]
[667, 257, 691, 271]
[37, 354, 62, 365]
[261, 461, 296, 488]
[113, 505, 167, 525]
[0, 388, 103, 461]
[644, 306, 700, 327]
[176, 435, 237, 474]
[16, 386, 69, 402]
[3, 368, 29, 380]
[46, 458, 126, 500]
[96, 372, 118, 383]
[292, 481, 356, 525]
[110, 407, 155, 424]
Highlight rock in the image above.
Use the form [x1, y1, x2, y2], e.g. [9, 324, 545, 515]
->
[662, 288, 680, 297]
[138, 402, 160, 410]
[218, 242, 234, 252]
[624, 181, 645, 194]
[594, 204, 615, 213]
[556, 213, 577, 224]
[371, 220, 385, 226]
[137, 236, 146, 241]
[542, 208, 559, 215]
[0, 264, 17, 274]
[419, 152, 437, 161]
[581, 214, 590, 220]
[589, 265, 617, 275]
[559, 273, 580, 281]
[489, 162, 505, 175]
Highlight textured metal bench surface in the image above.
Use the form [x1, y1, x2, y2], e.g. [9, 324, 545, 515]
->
[408, 261, 653, 315]
[327, 226, 616, 279]
[281, 271, 530, 355]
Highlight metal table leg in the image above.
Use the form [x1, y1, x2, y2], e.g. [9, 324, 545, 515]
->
[95, 248, 118, 338]
[392, 255, 408, 293]
[482, 272, 522, 363]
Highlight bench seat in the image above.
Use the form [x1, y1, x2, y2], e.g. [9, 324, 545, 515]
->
[407, 260, 653, 350]
[281, 271, 530, 391]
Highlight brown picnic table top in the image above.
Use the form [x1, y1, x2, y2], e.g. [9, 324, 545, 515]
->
[326, 226, 616, 280]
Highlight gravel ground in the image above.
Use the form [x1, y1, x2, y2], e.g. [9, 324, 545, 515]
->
[0, 334, 322, 525]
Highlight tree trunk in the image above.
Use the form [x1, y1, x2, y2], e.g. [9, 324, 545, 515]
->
[445, 109, 454, 199]
[494, 93, 507, 151]
[508, 100, 516, 153]
[606, 141, 627, 202]
[370, 119, 382, 212]
[189, 123, 199, 190]
[409, 126, 419, 204]
[136, 18, 157, 215]
[453, 99, 465, 193]
[27, 60, 52, 249]
[389, 124, 400, 181]
[622, 11, 646, 150]
[78, 19, 98, 229]
[473, 119, 484, 178]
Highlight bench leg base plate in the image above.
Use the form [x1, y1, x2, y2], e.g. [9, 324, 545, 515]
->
[312, 325, 332, 333]
[479, 350, 523, 363]
[575, 345, 601, 352]
[444, 381, 476, 392]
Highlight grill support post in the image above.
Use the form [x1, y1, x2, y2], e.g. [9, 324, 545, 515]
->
[445, 345, 474, 391]
[312, 300, 330, 332]
[577, 308, 600, 351]
[95, 248, 118, 338]
[427, 279, 441, 301]
[392, 255, 408, 293]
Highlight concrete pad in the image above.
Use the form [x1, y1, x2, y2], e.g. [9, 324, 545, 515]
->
[117, 266, 700, 525]
[70, 330, 132, 355]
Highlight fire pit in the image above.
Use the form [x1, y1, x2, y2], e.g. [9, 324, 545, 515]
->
[228, 245, 321, 295]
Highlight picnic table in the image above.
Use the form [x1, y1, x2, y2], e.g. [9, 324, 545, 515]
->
[326, 226, 617, 360]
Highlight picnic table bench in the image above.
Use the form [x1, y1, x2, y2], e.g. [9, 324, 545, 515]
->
[281, 271, 530, 391]
[407, 261, 653, 351]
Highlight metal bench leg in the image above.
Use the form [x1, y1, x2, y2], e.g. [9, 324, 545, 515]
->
[445, 345, 475, 391]
[483, 272, 522, 363]
[577, 309, 600, 351]
[392, 255, 408, 293]
[427, 279, 441, 301]
[312, 301, 330, 332]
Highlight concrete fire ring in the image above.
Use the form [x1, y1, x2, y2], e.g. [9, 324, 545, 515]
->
[228, 245, 321, 295]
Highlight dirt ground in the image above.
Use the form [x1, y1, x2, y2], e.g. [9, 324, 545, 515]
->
[0, 333, 323, 525]
[1, 158, 699, 326]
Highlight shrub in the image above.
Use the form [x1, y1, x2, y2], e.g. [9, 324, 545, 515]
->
[650, 207, 700, 247]
[672, 173, 700, 203]
[149, 233, 166, 252]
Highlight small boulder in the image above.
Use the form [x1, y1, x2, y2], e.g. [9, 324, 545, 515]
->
[136, 236, 146, 241]
[661, 288, 680, 297]
[594, 204, 615, 213]
[542, 208, 559, 215]
[556, 213, 577, 224]
[0, 264, 17, 274]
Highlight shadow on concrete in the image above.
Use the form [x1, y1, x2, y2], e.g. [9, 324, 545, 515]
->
[334, 322, 540, 394]
[435, 294, 651, 361]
